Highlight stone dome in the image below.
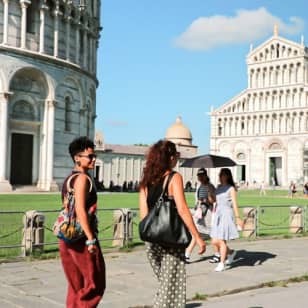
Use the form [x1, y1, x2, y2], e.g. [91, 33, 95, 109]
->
[165, 116, 192, 146]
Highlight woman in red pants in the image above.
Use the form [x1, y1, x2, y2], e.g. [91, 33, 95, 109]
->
[59, 136, 106, 308]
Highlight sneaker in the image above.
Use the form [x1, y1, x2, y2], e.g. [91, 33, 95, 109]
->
[214, 262, 225, 272]
[226, 250, 236, 265]
[209, 254, 220, 263]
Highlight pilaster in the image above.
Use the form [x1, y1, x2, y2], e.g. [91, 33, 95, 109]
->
[20, 0, 31, 49]
[65, 4, 73, 61]
[53, 2, 63, 57]
[39, 4, 49, 53]
[0, 92, 12, 191]
[2, 0, 9, 45]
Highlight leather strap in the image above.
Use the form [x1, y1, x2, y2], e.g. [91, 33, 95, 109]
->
[66, 172, 93, 193]
[161, 171, 176, 198]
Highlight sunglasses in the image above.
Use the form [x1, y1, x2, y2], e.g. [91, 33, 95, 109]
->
[78, 153, 97, 161]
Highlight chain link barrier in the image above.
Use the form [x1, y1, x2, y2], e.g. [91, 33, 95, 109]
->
[0, 205, 307, 258]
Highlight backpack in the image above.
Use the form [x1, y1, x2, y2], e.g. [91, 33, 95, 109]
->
[53, 173, 93, 243]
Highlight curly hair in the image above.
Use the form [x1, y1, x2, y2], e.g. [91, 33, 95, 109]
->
[140, 140, 177, 187]
[68, 136, 95, 161]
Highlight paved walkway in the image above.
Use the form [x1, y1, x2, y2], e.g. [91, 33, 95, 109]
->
[0, 237, 308, 307]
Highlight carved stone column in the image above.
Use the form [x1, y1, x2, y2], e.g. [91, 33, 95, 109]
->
[39, 4, 49, 53]
[0, 92, 12, 191]
[46, 100, 58, 191]
[75, 21, 80, 64]
[83, 28, 88, 68]
[53, 2, 63, 57]
[2, 0, 9, 44]
[20, 0, 31, 49]
[65, 4, 72, 61]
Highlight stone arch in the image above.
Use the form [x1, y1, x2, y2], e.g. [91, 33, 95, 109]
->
[265, 138, 283, 150]
[217, 141, 232, 153]
[10, 94, 39, 121]
[250, 139, 264, 153]
[8, 66, 54, 100]
[234, 141, 249, 152]
[7, 68, 51, 187]
[55, 75, 84, 133]
[8, 67, 51, 123]
[56, 75, 84, 109]
[0, 69, 6, 91]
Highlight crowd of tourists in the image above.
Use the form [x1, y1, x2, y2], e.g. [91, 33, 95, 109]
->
[55, 136, 244, 308]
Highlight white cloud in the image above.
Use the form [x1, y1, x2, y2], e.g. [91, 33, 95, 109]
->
[174, 7, 304, 51]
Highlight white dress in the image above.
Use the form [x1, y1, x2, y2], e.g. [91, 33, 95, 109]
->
[210, 184, 239, 240]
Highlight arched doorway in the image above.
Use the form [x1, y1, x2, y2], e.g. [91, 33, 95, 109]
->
[8, 68, 48, 187]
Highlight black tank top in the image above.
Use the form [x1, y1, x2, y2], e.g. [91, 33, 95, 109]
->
[146, 172, 175, 208]
[61, 171, 97, 211]
[147, 178, 164, 208]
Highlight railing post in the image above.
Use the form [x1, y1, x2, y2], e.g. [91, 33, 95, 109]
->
[123, 210, 128, 248]
[289, 206, 303, 234]
[123, 209, 133, 248]
[255, 207, 259, 237]
[304, 206, 307, 233]
[242, 207, 256, 238]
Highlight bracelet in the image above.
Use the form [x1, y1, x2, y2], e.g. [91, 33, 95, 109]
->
[85, 238, 97, 246]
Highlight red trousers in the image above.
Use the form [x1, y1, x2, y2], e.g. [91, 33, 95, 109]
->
[59, 239, 106, 308]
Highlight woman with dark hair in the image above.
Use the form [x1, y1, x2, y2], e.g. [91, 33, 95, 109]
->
[210, 168, 244, 272]
[59, 136, 105, 307]
[139, 139, 205, 307]
[185, 168, 216, 262]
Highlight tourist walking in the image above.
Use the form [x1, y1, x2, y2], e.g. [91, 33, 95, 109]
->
[288, 181, 296, 198]
[185, 168, 216, 262]
[139, 140, 205, 307]
[210, 168, 244, 272]
[259, 181, 266, 196]
[59, 137, 106, 308]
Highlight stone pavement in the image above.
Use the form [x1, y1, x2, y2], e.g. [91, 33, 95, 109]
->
[0, 237, 308, 308]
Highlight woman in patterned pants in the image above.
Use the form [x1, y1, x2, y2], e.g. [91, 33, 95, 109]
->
[139, 140, 206, 307]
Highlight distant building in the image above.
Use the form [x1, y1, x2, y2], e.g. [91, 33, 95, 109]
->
[0, 1, 101, 191]
[210, 27, 308, 187]
[95, 116, 199, 189]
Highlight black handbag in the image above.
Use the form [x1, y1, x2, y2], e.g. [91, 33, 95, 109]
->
[139, 172, 192, 248]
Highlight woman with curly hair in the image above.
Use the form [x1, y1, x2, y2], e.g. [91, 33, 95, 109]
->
[139, 139, 205, 308]
[59, 137, 105, 307]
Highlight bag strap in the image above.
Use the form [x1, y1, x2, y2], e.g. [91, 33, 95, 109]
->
[66, 172, 93, 193]
[160, 171, 176, 198]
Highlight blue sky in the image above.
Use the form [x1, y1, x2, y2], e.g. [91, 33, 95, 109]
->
[96, 0, 307, 153]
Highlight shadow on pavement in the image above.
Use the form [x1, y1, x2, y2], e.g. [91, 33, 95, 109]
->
[230, 249, 277, 268]
[186, 303, 203, 307]
[189, 255, 213, 264]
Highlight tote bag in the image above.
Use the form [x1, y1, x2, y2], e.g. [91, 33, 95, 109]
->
[139, 172, 192, 248]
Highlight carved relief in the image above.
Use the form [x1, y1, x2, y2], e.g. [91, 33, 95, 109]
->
[11, 100, 35, 121]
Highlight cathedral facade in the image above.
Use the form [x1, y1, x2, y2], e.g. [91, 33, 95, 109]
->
[210, 29, 308, 187]
[0, 1, 101, 191]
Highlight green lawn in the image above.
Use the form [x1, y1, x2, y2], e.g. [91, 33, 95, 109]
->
[0, 189, 307, 259]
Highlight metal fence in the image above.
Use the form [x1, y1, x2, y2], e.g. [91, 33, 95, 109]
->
[0, 205, 307, 259]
